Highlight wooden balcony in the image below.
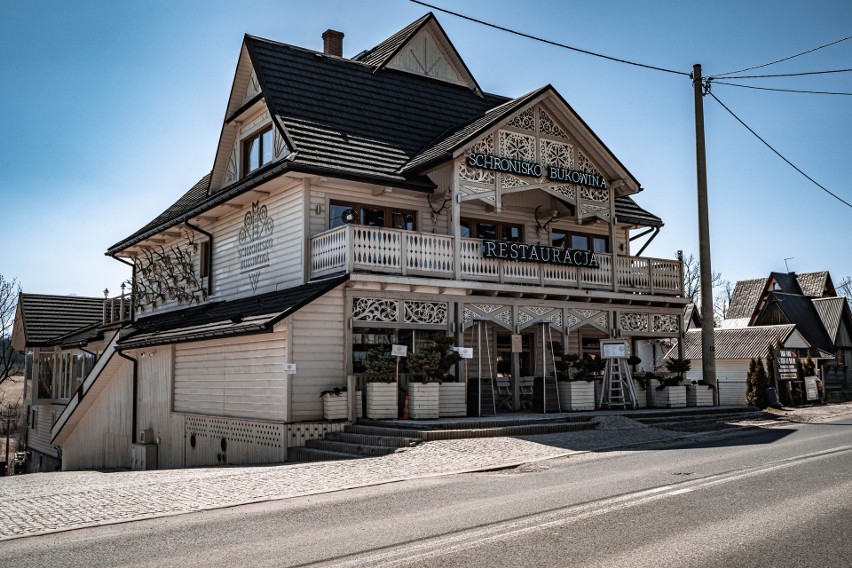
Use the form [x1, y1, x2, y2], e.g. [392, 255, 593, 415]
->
[310, 225, 683, 296]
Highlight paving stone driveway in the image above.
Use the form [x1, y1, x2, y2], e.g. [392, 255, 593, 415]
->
[1, 407, 848, 541]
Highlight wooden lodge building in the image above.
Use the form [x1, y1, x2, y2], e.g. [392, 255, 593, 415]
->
[47, 14, 689, 470]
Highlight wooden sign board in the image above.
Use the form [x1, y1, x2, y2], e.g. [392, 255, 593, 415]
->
[511, 334, 523, 353]
[774, 349, 798, 381]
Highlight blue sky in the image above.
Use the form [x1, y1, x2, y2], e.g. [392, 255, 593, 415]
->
[1, 0, 849, 299]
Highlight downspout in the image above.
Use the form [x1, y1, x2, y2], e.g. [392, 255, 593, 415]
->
[634, 227, 661, 258]
[117, 350, 138, 444]
[184, 220, 214, 296]
[110, 255, 136, 324]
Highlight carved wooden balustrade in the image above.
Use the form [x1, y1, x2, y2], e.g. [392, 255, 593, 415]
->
[310, 225, 683, 296]
[103, 294, 132, 325]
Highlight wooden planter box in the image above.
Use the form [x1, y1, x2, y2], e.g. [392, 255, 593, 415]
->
[439, 382, 467, 417]
[322, 391, 364, 420]
[409, 382, 440, 419]
[366, 382, 398, 420]
[632, 380, 649, 408]
[648, 385, 687, 408]
[558, 381, 595, 411]
[686, 384, 715, 407]
[322, 394, 348, 420]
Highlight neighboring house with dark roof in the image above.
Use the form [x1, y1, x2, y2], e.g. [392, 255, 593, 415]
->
[678, 325, 812, 406]
[50, 13, 690, 471]
[10, 293, 129, 472]
[718, 271, 852, 403]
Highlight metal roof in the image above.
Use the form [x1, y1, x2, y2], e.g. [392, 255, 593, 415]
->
[680, 324, 798, 360]
[726, 278, 766, 320]
[812, 297, 851, 344]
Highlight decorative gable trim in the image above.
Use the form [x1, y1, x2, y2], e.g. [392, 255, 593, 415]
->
[371, 14, 482, 96]
[452, 93, 636, 223]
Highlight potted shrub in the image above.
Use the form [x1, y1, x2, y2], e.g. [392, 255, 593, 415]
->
[321, 387, 349, 420]
[364, 348, 398, 419]
[406, 336, 463, 418]
[648, 357, 689, 408]
[553, 348, 595, 411]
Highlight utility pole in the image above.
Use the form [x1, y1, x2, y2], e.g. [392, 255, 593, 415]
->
[692, 64, 717, 388]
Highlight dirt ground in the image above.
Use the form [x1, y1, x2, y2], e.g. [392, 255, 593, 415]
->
[764, 401, 852, 423]
[0, 375, 25, 465]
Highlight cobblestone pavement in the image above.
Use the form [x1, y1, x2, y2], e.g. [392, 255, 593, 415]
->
[2, 405, 850, 541]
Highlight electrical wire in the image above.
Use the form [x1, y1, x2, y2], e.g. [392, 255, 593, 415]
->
[713, 34, 852, 77]
[715, 68, 852, 79]
[409, 0, 689, 77]
[708, 91, 852, 209]
[713, 81, 852, 96]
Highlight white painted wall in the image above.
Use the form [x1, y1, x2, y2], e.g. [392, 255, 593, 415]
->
[174, 331, 288, 421]
[290, 286, 346, 421]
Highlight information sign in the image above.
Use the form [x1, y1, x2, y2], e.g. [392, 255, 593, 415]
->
[391, 344, 408, 357]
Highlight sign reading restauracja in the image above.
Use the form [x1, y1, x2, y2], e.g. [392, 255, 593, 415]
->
[483, 240, 601, 268]
[466, 152, 609, 189]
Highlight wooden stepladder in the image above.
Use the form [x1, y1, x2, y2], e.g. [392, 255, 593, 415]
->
[598, 339, 638, 409]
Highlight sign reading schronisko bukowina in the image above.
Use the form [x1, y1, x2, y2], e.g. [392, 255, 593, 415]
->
[466, 152, 608, 189]
[483, 240, 601, 268]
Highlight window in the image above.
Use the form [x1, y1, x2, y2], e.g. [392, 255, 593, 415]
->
[200, 240, 210, 279]
[552, 230, 608, 253]
[242, 126, 274, 176]
[460, 218, 524, 242]
[37, 351, 54, 400]
[329, 201, 416, 231]
[31, 408, 38, 432]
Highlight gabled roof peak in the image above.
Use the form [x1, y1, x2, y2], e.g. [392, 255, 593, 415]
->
[353, 13, 482, 95]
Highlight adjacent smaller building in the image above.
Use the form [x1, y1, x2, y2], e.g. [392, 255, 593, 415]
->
[10, 292, 129, 471]
[680, 271, 852, 405]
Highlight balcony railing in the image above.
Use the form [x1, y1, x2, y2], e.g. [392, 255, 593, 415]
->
[310, 225, 683, 296]
[103, 294, 132, 325]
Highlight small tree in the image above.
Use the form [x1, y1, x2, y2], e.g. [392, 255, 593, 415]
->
[803, 355, 816, 377]
[1, 274, 22, 386]
[754, 357, 770, 408]
[363, 349, 396, 383]
[746, 358, 758, 406]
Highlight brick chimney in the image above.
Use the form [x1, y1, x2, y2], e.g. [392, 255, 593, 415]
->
[322, 29, 344, 57]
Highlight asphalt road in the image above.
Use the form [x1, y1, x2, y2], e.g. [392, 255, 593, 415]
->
[3, 417, 851, 567]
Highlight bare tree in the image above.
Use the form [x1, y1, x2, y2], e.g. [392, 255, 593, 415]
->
[714, 279, 734, 322]
[0, 274, 21, 385]
[681, 253, 724, 307]
[838, 275, 852, 309]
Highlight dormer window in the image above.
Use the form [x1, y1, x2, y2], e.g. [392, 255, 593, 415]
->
[242, 125, 274, 176]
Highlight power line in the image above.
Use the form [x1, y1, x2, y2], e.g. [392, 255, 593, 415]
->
[716, 68, 852, 79]
[713, 81, 852, 96]
[713, 34, 852, 77]
[409, 0, 689, 77]
[708, 91, 852, 209]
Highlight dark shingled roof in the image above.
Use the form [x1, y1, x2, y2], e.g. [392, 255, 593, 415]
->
[614, 196, 662, 228]
[117, 275, 348, 349]
[109, 15, 662, 253]
[770, 272, 803, 296]
[16, 294, 104, 347]
[245, 35, 507, 181]
[726, 278, 767, 320]
[755, 291, 835, 353]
